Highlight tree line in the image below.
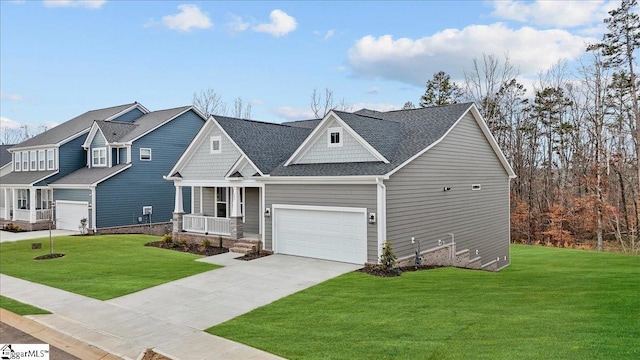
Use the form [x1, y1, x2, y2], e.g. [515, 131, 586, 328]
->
[417, 0, 639, 254]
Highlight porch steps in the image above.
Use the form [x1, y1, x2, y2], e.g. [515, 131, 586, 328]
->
[230, 242, 256, 255]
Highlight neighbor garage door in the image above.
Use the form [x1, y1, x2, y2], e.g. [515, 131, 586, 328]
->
[55, 200, 88, 231]
[273, 205, 367, 264]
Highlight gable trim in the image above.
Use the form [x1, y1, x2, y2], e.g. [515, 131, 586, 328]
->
[224, 156, 260, 179]
[283, 111, 389, 166]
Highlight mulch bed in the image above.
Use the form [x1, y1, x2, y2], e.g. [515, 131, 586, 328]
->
[34, 253, 65, 260]
[140, 349, 171, 360]
[358, 264, 443, 277]
[234, 251, 271, 261]
[144, 241, 229, 256]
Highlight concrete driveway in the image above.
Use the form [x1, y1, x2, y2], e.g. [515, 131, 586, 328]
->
[107, 252, 362, 329]
[0, 229, 79, 243]
[1, 251, 361, 359]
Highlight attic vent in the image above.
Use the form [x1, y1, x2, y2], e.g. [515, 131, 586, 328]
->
[472, 184, 481, 191]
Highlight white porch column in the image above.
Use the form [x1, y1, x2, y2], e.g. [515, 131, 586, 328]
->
[3, 188, 8, 220]
[231, 186, 241, 217]
[11, 188, 16, 221]
[174, 185, 184, 213]
[29, 188, 36, 223]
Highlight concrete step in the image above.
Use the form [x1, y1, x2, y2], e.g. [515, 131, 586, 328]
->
[230, 242, 255, 254]
[454, 249, 470, 267]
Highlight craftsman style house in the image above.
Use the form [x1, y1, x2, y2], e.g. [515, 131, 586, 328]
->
[0, 103, 205, 232]
[167, 103, 516, 271]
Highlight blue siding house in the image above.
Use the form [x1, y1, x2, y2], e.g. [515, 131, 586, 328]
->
[0, 102, 205, 232]
[49, 106, 205, 231]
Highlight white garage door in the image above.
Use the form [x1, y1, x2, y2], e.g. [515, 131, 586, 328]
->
[273, 205, 367, 264]
[56, 200, 88, 231]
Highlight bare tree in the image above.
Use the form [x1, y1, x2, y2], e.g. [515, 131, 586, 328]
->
[192, 88, 227, 117]
[233, 97, 252, 119]
[310, 87, 351, 118]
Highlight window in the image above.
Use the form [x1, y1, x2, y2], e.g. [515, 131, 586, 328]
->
[14, 152, 21, 172]
[140, 148, 152, 161]
[210, 136, 222, 154]
[92, 147, 107, 167]
[21, 151, 28, 171]
[216, 187, 227, 217]
[38, 150, 45, 170]
[47, 149, 55, 170]
[328, 127, 343, 147]
[30, 150, 37, 170]
[17, 189, 28, 209]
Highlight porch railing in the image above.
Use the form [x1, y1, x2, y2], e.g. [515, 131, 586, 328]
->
[0, 206, 6, 220]
[183, 214, 230, 236]
[11, 208, 52, 222]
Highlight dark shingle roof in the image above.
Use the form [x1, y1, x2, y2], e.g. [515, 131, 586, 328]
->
[0, 145, 13, 168]
[95, 121, 137, 143]
[283, 119, 322, 129]
[269, 103, 473, 176]
[215, 116, 312, 174]
[49, 164, 130, 186]
[12, 103, 138, 149]
[0, 170, 57, 186]
[93, 106, 192, 144]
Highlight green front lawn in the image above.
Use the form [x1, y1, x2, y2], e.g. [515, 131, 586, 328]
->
[0, 295, 50, 315]
[0, 235, 218, 300]
[209, 245, 640, 359]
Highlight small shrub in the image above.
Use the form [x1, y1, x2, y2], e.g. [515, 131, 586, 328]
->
[5, 223, 15, 231]
[202, 238, 211, 247]
[379, 241, 397, 271]
[161, 233, 173, 244]
[13, 225, 22, 233]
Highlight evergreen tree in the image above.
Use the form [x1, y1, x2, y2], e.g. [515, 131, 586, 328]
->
[420, 71, 463, 107]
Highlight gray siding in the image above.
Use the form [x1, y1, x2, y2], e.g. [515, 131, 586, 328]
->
[244, 187, 259, 234]
[54, 188, 92, 204]
[181, 125, 241, 180]
[295, 118, 378, 164]
[91, 132, 106, 148]
[112, 108, 145, 123]
[192, 187, 201, 213]
[95, 110, 203, 228]
[265, 184, 378, 263]
[202, 187, 215, 216]
[385, 112, 511, 268]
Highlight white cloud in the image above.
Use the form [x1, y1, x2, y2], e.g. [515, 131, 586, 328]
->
[273, 106, 316, 120]
[314, 29, 335, 40]
[253, 9, 297, 37]
[490, 0, 615, 28]
[0, 116, 21, 130]
[227, 14, 250, 32]
[43, 0, 106, 9]
[0, 92, 23, 101]
[347, 23, 595, 86]
[350, 102, 399, 112]
[161, 4, 212, 33]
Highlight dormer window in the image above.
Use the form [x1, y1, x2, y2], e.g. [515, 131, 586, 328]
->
[30, 150, 37, 170]
[47, 149, 55, 170]
[38, 150, 45, 170]
[21, 151, 28, 171]
[328, 127, 343, 147]
[210, 136, 222, 154]
[92, 147, 107, 167]
[14, 152, 21, 172]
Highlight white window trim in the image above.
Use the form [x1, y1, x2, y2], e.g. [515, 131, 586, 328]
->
[38, 150, 46, 170]
[21, 151, 28, 172]
[47, 149, 55, 170]
[215, 187, 228, 218]
[210, 136, 222, 154]
[327, 127, 343, 147]
[140, 148, 152, 161]
[29, 150, 37, 171]
[92, 147, 107, 167]
[14, 152, 21, 172]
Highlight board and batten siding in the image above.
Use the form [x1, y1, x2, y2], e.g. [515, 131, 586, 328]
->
[265, 184, 378, 263]
[94, 110, 202, 228]
[385, 112, 511, 269]
[295, 118, 378, 164]
[180, 125, 241, 181]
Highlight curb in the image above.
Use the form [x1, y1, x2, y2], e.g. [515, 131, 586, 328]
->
[0, 308, 122, 360]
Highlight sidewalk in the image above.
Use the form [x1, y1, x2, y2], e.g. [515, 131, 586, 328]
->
[0, 273, 285, 360]
[0, 230, 80, 243]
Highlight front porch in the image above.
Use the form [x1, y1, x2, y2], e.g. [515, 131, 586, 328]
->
[1, 187, 54, 231]
[172, 185, 262, 241]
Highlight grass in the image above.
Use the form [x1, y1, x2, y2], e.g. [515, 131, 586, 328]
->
[209, 245, 640, 360]
[0, 234, 219, 300]
[0, 295, 50, 315]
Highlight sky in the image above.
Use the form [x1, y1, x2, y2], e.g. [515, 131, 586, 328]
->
[0, 0, 622, 133]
